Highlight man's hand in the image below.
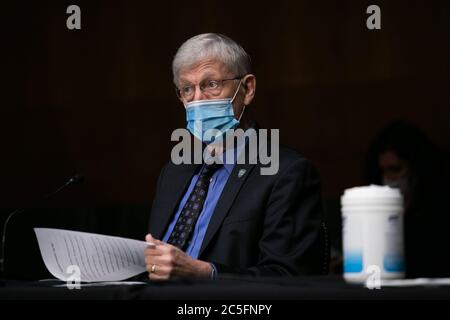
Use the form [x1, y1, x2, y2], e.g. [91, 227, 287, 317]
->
[144, 234, 213, 280]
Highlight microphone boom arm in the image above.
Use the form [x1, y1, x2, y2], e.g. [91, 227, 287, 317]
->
[0, 174, 84, 275]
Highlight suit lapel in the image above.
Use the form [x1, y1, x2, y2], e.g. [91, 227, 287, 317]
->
[199, 161, 256, 256]
[198, 126, 261, 256]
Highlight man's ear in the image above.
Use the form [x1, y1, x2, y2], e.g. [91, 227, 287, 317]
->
[242, 74, 256, 106]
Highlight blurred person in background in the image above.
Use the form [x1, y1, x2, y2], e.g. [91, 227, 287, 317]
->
[367, 120, 450, 278]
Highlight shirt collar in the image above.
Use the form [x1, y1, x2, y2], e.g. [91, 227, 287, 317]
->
[220, 136, 247, 173]
[203, 125, 255, 174]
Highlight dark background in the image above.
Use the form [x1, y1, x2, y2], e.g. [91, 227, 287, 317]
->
[1, 0, 449, 278]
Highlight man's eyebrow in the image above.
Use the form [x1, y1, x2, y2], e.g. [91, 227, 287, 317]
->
[179, 72, 220, 85]
[200, 72, 219, 79]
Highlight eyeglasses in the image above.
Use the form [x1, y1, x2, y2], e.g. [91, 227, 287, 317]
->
[176, 76, 242, 101]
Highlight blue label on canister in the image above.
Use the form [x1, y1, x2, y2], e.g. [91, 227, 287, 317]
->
[344, 251, 363, 273]
[384, 254, 405, 272]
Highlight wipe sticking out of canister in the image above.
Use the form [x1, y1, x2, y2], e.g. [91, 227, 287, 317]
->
[341, 185, 405, 283]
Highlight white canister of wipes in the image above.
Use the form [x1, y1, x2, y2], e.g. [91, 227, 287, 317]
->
[341, 185, 405, 283]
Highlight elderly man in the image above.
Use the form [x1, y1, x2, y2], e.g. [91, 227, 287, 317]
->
[144, 33, 325, 279]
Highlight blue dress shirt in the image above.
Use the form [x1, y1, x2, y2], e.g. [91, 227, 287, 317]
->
[162, 137, 247, 259]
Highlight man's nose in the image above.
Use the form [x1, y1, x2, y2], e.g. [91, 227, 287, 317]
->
[193, 85, 207, 101]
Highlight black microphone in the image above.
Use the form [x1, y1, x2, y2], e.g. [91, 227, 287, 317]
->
[0, 174, 84, 274]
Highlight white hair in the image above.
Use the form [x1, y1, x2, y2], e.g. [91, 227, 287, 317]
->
[172, 33, 252, 85]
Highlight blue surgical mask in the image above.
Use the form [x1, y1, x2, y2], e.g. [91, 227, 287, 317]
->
[185, 81, 245, 144]
[383, 176, 410, 195]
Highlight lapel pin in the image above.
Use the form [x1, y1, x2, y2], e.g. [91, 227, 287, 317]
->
[238, 169, 247, 178]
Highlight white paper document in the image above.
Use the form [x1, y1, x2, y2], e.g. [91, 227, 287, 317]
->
[34, 228, 152, 282]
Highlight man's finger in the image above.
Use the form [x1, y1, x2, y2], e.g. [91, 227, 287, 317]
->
[146, 233, 165, 246]
[148, 264, 171, 280]
[148, 273, 169, 281]
[144, 246, 164, 258]
[146, 255, 172, 267]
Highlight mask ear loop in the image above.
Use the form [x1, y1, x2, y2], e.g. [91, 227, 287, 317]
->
[231, 79, 246, 121]
[238, 105, 246, 121]
[230, 79, 242, 103]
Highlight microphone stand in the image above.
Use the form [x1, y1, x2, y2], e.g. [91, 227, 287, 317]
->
[0, 174, 84, 275]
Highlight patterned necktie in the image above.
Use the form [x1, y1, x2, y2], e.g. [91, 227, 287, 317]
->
[167, 163, 223, 250]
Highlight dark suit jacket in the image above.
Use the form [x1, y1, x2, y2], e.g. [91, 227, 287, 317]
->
[148, 141, 325, 276]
